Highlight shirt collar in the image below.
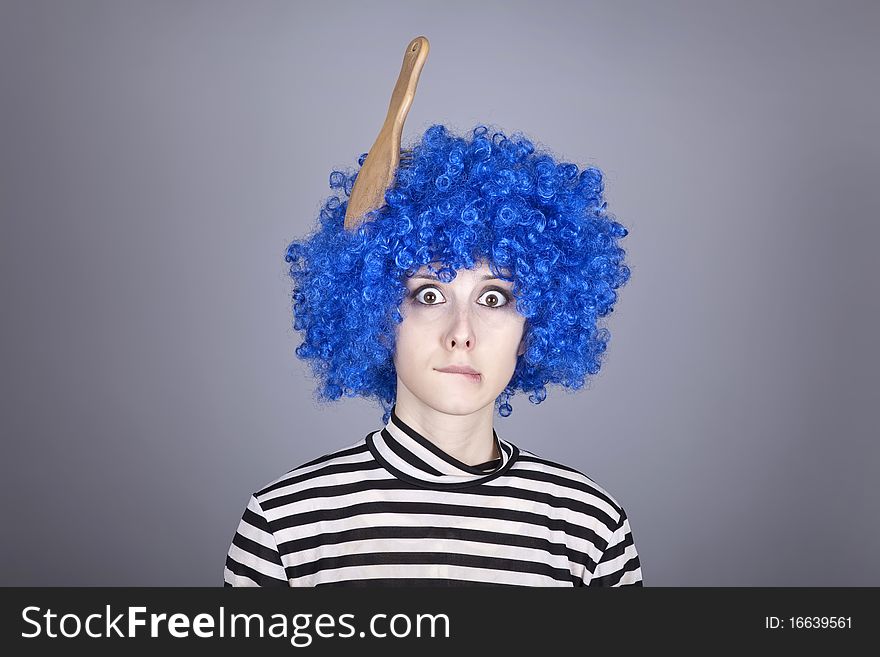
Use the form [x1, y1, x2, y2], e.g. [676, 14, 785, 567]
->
[367, 405, 519, 490]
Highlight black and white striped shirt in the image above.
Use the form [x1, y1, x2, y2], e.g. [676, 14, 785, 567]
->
[224, 406, 643, 587]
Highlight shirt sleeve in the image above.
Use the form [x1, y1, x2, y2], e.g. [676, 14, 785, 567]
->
[223, 494, 290, 587]
[588, 506, 643, 587]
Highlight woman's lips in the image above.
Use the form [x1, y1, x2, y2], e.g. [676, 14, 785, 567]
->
[436, 369, 482, 382]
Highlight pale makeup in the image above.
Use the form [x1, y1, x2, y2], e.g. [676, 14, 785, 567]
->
[391, 260, 527, 464]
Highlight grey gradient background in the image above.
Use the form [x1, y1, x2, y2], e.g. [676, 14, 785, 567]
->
[1, 0, 878, 586]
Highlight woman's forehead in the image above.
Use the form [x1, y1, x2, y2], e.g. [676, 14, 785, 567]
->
[407, 262, 515, 288]
[413, 259, 495, 276]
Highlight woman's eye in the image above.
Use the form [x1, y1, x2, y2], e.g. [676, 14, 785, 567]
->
[478, 289, 510, 308]
[414, 286, 445, 305]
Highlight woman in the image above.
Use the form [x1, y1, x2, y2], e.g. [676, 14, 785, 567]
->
[223, 121, 643, 587]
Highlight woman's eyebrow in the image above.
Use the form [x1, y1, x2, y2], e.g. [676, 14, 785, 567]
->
[410, 273, 505, 282]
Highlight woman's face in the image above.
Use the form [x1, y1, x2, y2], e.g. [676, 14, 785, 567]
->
[393, 260, 527, 415]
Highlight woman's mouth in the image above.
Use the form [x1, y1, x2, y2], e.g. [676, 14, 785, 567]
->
[435, 369, 482, 383]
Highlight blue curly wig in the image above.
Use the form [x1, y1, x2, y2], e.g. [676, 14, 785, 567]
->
[284, 124, 631, 425]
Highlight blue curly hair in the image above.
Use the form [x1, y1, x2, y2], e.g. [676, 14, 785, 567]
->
[284, 123, 631, 425]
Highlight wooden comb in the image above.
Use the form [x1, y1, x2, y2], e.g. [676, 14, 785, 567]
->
[343, 36, 430, 231]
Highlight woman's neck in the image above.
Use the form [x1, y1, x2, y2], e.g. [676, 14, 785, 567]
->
[393, 383, 500, 465]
